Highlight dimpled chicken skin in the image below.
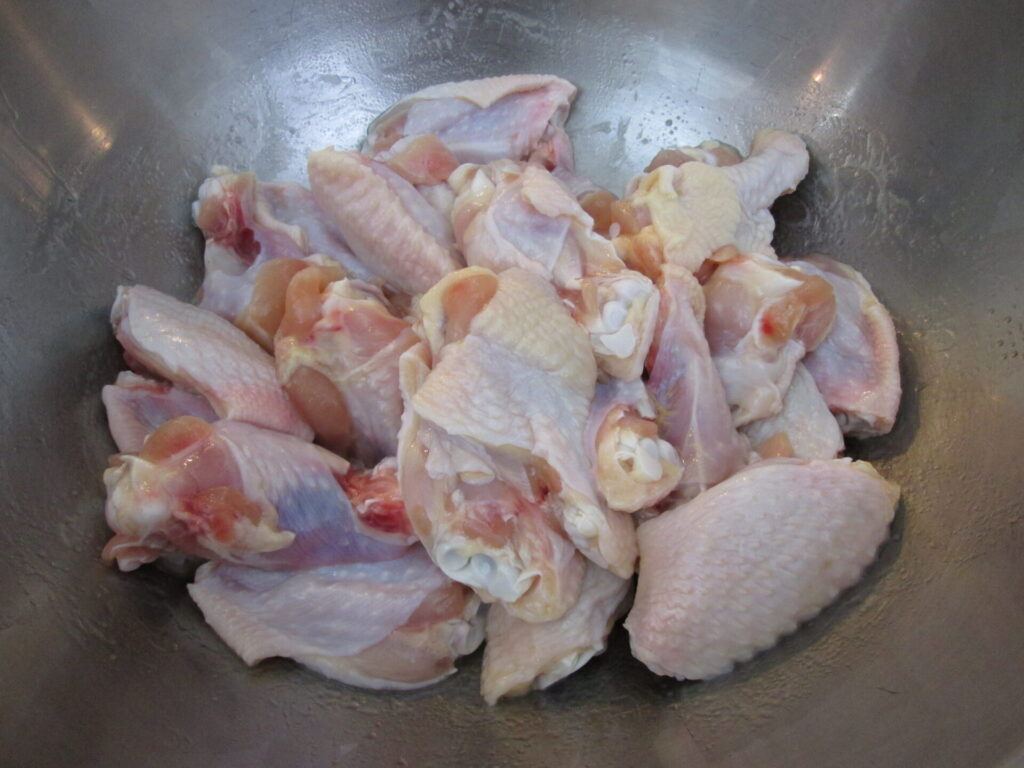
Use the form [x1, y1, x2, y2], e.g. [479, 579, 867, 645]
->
[626, 458, 899, 680]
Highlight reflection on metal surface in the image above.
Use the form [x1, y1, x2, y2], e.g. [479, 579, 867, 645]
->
[0, 2, 115, 160]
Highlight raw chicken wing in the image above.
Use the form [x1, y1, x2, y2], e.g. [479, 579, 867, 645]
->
[399, 330, 585, 621]
[192, 167, 368, 332]
[103, 417, 406, 571]
[275, 264, 418, 461]
[365, 75, 577, 169]
[102, 371, 218, 454]
[625, 458, 899, 680]
[614, 130, 809, 277]
[189, 547, 483, 690]
[412, 268, 636, 578]
[703, 254, 836, 426]
[308, 148, 461, 295]
[586, 378, 682, 513]
[450, 161, 658, 380]
[788, 255, 901, 436]
[647, 266, 749, 499]
[111, 285, 312, 440]
[481, 562, 630, 704]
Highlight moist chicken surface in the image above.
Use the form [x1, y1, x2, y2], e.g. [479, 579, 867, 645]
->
[97, 74, 903, 703]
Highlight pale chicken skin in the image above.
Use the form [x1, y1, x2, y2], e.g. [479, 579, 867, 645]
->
[274, 264, 418, 462]
[111, 285, 312, 440]
[614, 130, 809, 278]
[308, 148, 462, 296]
[189, 547, 483, 690]
[412, 268, 637, 580]
[788, 254, 901, 436]
[743, 362, 844, 460]
[481, 562, 630, 704]
[102, 371, 218, 454]
[625, 458, 899, 680]
[702, 254, 837, 426]
[399, 268, 636, 623]
[449, 160, 659, 381]
[647, 266, 749, 499]
[103, 417, 407, 571]
[365, 75, 577, 169]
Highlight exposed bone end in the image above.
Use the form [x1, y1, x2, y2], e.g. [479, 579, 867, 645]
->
[596, 409, 682, 513]
[581, 272, 660, 381]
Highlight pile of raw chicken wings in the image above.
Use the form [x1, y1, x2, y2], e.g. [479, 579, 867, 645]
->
[99, 75, 901, 703]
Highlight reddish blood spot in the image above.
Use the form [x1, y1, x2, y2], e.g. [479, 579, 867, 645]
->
[340, 465, 413, 538]
[760, 297, 802, 345]
[232, 227, 261, 264]
[203, 193, 261, 264]
[692, 258, 719, 285]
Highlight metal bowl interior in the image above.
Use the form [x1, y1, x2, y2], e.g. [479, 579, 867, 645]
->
[1, 1, 1023, 766]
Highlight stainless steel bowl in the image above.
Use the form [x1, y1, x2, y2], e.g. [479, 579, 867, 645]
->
[2, 1, 1023, 765]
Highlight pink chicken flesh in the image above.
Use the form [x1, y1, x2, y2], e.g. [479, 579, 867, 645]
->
[189, 547, 483, 690]
[625, 458, 899, 680]
[339, 457, 417, 547]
